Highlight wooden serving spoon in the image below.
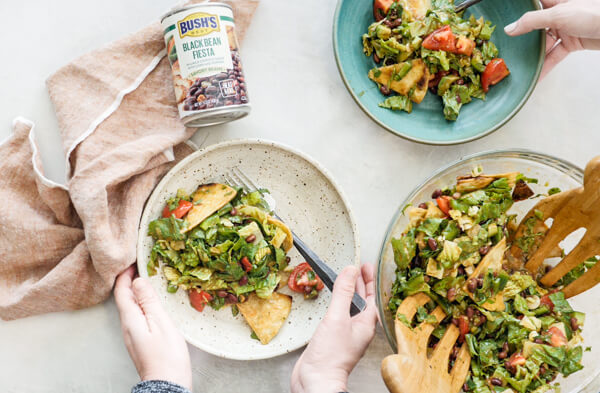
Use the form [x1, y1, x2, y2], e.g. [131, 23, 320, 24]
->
[381, 293, 471, 393]
[510, 156, 600, 298]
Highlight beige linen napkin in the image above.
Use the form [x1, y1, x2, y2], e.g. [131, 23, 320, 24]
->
[0, 0, 258, 320]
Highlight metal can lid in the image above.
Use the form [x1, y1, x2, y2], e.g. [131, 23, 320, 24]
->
[161, 2, 233, 23]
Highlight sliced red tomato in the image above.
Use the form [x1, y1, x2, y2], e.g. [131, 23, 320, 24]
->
[189, 289, 213, 312]
[455, 36, 475, 56]
[507, 352, 527, 368]
[374, 0, 395, 21]
[436, 196, 452, 216]
[162, 199, 194, 219]
[422, 25, 457, 53]
[288, 262, 324, 293]
[548, 326, 568, 347]
[458, 316, 470, 343]
[481, 58, 510, 92]
[540, 293, 555, 311]
[240, 256, 253, 272]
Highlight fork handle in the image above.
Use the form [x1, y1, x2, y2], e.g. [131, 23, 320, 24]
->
[291, 233, 367, 317]
[454, 0, 483, 12]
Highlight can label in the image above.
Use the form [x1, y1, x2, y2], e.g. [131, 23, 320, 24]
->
[162, 4, 249, 121]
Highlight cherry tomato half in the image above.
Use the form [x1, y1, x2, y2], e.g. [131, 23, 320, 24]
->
[373, 0, 395, 21]
[190, 289, 213, 312]
[162, 199, 194, 219]
[288, 262, 324, 293]
[548, 326, 568, 347]
[481, 58, 510, 92]
[457, 315, 470, 343]
[422, 25, 457, 53]
[436, 196, 452, 216]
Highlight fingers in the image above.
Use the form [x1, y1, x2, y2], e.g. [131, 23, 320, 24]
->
[540, 45, 566, 77]
[132, 277, 170, 330]
[504, 7, 560, 36]
[114, 266, 146, 329]
[327, 265, 359, 320]
[541, 0, 566, 7]
[355, 269, 366, 299]
[361, 263, 376, 301]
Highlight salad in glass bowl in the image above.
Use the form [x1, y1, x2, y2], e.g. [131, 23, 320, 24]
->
[378, 151, 600, 393]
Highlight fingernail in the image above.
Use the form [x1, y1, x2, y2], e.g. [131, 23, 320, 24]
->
[504, 22, 517, 34]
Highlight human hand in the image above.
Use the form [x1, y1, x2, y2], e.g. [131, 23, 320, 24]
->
[291, 264, 379, 393]
[114, 266, 192, 390]
[504, 0, 600, 79]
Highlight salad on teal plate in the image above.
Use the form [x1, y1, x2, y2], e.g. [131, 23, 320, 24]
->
[333, 0, 545, 144]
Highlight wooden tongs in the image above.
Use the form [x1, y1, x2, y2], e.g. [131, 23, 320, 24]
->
[381, 293, 471, 393]
[509, 156, 600, 298]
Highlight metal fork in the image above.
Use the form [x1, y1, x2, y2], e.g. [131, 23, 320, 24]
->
[223, 167, 366, 317]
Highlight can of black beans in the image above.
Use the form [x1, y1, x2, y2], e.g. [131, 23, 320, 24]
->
[161, 3, 250, 127]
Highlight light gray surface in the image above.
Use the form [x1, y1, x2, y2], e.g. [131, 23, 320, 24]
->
[1, 0, 600, 392]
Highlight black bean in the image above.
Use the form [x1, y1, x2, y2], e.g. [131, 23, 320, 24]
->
[498, 351, 507, 359]
[466, 306, 475, 319]
[490, 377, 502, 386]
[205, 86, 218, 95]
[428, 238, 438, 251]
[570, 317, 579, 331]
[479, 245, 491, 255]
[447, 287, 457, 302]
[245, 234, 256, 243]
[379, 84, 391, 96]
[225, 293, 238, 304]
[215, 72, 228, 80]
[431, 189, 443, 199]
[467, 278, 478, 292]
[238, 275, 248, 286]
[217, 290, 228, 298]
[189, 87, 199, 96]
[418, 202, 428, 209]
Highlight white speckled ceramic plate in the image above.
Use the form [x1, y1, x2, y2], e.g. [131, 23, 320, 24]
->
[137, 139, 359, 360]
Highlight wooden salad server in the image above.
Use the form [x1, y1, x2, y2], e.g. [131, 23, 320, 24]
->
[510, 156, 600, 299]
[381, 293, 471, 393]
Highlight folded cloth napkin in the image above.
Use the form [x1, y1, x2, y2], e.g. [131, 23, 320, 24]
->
[0, 0, 258, 320]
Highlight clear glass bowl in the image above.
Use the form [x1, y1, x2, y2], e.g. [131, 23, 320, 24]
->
[376, 149, 600, 392]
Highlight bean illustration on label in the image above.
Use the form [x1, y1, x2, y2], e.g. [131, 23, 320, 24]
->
[162, 3, 250, 127]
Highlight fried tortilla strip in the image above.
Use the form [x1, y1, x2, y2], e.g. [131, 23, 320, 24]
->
[368, 59, 430, 104]
[462, 238, 507, 311]
[237, 205, 293, 252]
[455, 172, 520, 194]
[400, 0, 431, 20]
[238, 293, 292, 345]
[183, 183, 237, 232]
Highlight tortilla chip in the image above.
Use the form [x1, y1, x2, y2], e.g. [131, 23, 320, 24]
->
[237, 292, 292, 345]
[463, 238, 507, 311]
[183, 183, 236, 232]
[368, 59, 429, 103]
[237, 205, 293, 252]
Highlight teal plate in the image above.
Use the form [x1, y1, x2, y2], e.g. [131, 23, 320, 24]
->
[333, 0, 545, 145]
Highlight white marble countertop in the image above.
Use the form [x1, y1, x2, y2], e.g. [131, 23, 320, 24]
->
[1, 0, 600, 392]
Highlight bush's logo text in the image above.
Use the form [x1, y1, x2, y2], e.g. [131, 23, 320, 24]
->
[178, 13, 219, 38]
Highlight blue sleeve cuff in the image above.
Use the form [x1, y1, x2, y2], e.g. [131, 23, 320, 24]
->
[132, 380, 192, 393]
